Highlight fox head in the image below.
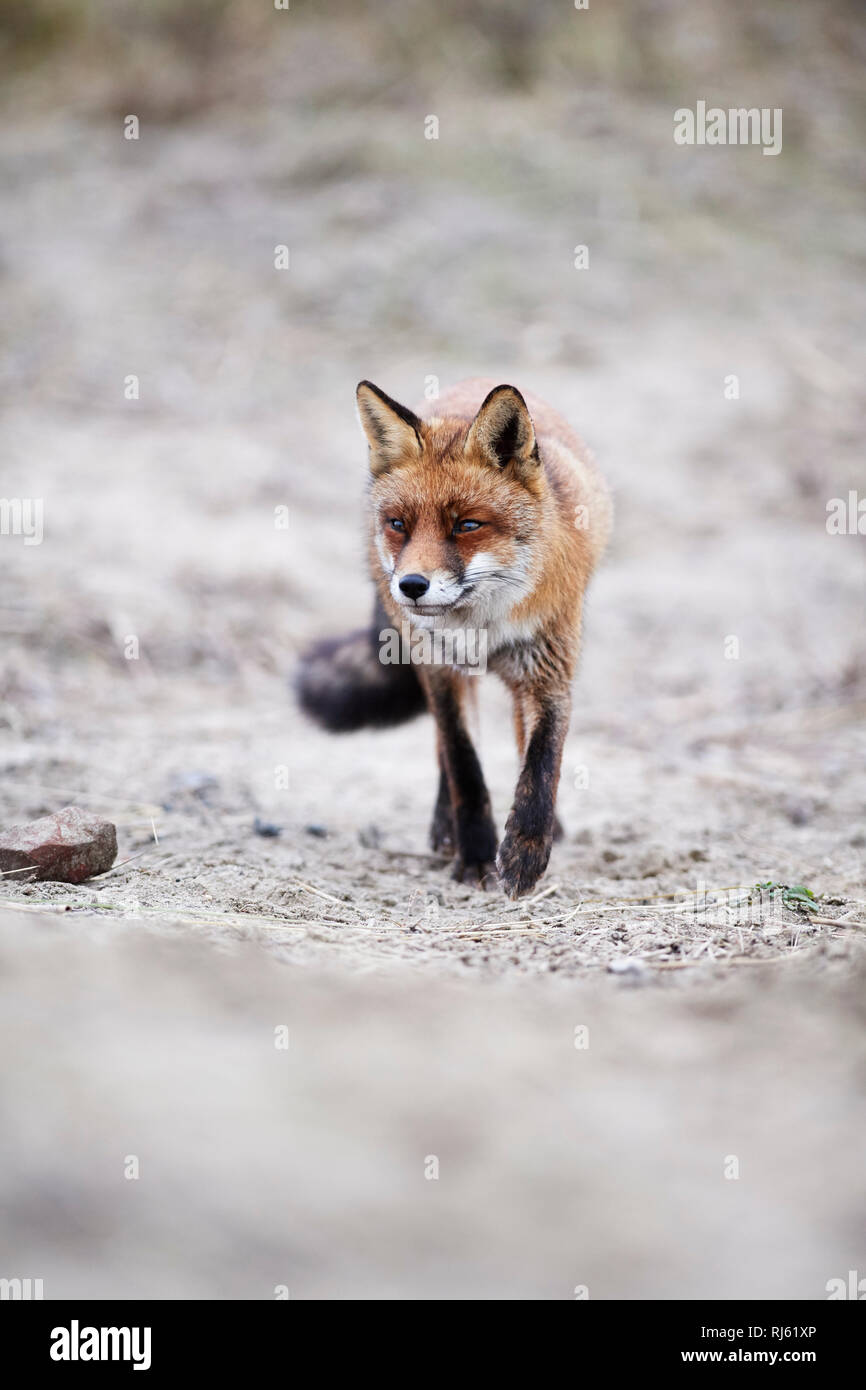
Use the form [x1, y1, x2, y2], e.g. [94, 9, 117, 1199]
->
[356, 380, 545, 626]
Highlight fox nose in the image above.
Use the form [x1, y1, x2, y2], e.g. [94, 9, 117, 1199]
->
[399, 573, 430, 601]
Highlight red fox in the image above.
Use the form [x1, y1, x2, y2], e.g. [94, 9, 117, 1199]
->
[297, 379, 612, 898]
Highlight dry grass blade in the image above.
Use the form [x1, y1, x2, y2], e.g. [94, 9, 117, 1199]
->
[291, 879, 353, 909]
[89, 847, 157, 880]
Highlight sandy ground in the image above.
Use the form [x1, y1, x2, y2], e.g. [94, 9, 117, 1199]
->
[0, 3, 864, 1297]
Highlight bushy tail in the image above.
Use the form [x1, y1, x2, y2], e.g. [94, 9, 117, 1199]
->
[295, 597, 427, 733]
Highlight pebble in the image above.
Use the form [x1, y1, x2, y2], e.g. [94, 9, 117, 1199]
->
[253, 817, 283, 838]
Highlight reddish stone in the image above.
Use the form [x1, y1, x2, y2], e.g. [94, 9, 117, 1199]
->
[0, 806, 117, 883]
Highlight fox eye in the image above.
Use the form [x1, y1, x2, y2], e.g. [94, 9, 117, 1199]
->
[454, 519, 482, 534]
[387, 518, 405, 532]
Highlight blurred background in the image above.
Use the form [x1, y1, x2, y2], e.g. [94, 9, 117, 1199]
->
[0, 0, 864, 1299]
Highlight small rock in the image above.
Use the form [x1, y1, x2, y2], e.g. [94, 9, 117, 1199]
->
[608, 957, 648, 979]
[253, 817, 283, 838]
[304, 824, 328, 839]
[0, 806, 117, 883]
[785, 798, 813, 827]
[358, 824, 382, 849]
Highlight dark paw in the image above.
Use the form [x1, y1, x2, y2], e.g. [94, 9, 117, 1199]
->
[451, 854, 498, 889]
[450, 811, 497, 888]
[429, 806, 456, 858]
[496, 827, 553, 900]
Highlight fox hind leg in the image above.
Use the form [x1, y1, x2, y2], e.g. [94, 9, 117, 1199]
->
[420, 668, 497, 888]
[429, 744, 456, 857]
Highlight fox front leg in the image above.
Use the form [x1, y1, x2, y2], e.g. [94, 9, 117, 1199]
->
[497, 689, 570, 899]
[420, 669, 497, 887]
[513, 688, 565, 844]
[429, 749, 455, 857]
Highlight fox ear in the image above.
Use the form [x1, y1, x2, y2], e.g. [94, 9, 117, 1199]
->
[465, 385, 538, 477]
[356, 381, 422, 476]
